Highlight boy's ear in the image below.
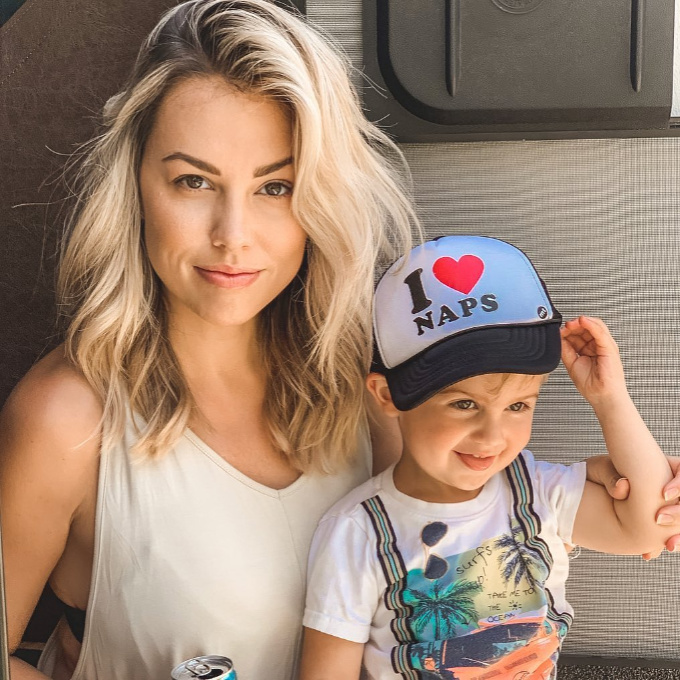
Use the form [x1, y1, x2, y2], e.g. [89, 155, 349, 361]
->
[366, 373, 400, 417]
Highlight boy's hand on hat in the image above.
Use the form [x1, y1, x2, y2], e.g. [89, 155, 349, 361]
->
[560, 316, 628, 407]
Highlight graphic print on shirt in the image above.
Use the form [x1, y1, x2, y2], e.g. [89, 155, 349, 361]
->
[398, 525, 563, 680]
[362, 457, 571, 680]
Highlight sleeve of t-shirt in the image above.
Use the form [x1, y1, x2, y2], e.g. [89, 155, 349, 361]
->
[303, 512, 380, 643]
[529, 453, 587, 546]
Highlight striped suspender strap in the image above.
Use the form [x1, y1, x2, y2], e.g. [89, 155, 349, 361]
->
[505, 454, 574, 631]
[361, 495, 420, 679]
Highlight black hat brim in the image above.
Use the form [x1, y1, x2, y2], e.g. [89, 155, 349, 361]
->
[384, 322, 562, 411]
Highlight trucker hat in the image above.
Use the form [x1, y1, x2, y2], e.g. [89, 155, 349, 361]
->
[373, 235, 562, 410]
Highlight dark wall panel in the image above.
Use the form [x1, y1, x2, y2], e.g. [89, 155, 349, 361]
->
[0, 0, 177, 407]
[0, 0, 29, 24]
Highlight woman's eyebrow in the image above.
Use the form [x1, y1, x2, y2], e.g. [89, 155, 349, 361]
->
[254, 156, 293, 178]
[162, 152, 220, 175]
[160, 153, 293, 179]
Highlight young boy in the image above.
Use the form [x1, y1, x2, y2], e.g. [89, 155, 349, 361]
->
[299, 235, 673, 680]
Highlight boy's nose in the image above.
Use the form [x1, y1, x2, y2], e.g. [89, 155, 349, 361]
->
[469, 416, 505, 452]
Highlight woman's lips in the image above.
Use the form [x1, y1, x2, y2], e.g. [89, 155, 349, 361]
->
[195, 266, 261, 289]
[456, 451, 496, 471]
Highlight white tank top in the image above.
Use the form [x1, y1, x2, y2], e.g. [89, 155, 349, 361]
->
[39, 414, 372, 680]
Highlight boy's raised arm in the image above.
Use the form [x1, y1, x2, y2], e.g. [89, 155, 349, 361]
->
[566, 316, 675, 554]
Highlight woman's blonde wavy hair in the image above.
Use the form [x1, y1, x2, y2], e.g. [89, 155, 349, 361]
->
[59, 0, 418, 472]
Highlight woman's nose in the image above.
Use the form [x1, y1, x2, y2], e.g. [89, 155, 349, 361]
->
[210, 195, 252, 249]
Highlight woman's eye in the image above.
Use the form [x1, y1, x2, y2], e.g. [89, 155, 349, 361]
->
[451, 399, 475, 410]
[258, 181, 293, 197]
[176, 175, 210, 191]
[508, 402, 527, 412]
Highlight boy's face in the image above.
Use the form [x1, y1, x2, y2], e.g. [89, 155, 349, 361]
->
[377, 373, 545, 503]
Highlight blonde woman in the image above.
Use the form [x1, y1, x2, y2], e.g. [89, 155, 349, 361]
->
[2, 2, 416, 678]
[2, 2, 679, 680]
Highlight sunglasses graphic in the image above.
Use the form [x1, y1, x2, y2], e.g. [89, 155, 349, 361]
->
[421, 521, 449, 579]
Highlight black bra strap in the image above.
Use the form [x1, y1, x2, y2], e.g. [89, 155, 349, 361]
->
[61, 601, 86, 644]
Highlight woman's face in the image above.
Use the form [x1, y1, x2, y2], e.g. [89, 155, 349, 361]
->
[139, 76, 307, 331]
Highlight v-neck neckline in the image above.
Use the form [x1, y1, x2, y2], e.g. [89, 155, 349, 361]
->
[183, 428, 307, 498]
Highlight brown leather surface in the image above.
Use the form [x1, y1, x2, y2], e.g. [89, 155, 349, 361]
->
[0, 0, 177, 644]
[0, 0, 177, 408]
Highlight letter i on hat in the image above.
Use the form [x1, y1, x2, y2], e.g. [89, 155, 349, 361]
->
[372, 235, 563, 410]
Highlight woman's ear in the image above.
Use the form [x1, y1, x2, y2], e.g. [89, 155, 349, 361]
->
[365, 373, 400, 417]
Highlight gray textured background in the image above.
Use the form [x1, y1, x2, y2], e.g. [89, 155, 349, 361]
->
[309, 0, 680, 674]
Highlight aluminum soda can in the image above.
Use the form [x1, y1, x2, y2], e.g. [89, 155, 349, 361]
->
[171, 655, 237, 680]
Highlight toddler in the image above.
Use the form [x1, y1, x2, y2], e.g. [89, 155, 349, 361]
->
[299, 235, 673, 680]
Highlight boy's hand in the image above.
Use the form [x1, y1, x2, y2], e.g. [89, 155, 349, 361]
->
[566, 314, 674, 556]
[561, 316, 628, 406]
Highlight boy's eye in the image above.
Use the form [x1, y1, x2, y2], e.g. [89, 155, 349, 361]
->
[175, 174, 211, 191]
[508, 402, 527, 412]
[450, 399, 475, 410]
[257, 180, 293, 197]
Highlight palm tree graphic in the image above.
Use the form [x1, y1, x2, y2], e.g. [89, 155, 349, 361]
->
[494, 523, 547, 589]
[408, 579, 483, 640]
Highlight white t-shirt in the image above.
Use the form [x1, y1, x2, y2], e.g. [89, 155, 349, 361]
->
[304, 450, 586, 680]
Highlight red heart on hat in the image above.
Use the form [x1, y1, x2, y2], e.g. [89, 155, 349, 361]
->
[432, 255, 484, 295]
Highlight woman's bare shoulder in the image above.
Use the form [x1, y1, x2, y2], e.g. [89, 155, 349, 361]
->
[1, 346, 103, 467]
[2, 348, 101, 654]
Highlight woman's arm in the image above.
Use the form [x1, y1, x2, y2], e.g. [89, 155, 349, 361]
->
[298, 628, 364, 680]
[584, 454, 680, 557]
[10, 656, 53, 680]
[563, 317, 674, 554]
[1, 351, 101, 679]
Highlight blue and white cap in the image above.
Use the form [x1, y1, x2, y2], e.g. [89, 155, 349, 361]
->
[373, 235, 562, 410]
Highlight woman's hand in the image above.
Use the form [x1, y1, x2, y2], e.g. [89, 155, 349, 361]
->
[586, 454, 680, 558]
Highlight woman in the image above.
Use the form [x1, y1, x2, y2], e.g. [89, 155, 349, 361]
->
[2, 2, 678, 679]
[2, 2, 417, 678]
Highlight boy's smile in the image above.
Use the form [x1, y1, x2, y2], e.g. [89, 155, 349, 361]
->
[387, 373, 546, 503]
